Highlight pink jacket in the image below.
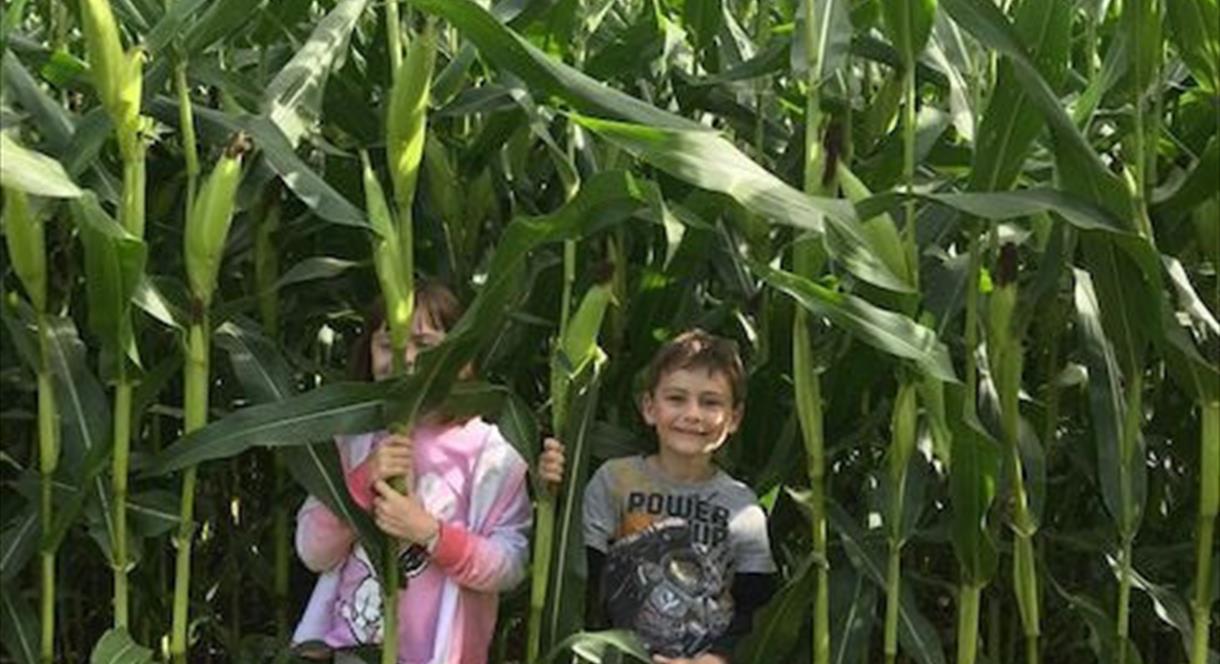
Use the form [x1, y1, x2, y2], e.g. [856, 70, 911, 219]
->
[292, 418, 531, 664]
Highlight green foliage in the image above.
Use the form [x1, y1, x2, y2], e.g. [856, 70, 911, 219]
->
[0, 0, 1216, 662]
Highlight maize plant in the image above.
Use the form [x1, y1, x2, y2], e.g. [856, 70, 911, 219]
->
[169, 134, 248, 663]
[0, 1, 1214, 664]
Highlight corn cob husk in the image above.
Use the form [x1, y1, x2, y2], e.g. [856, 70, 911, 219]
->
[3, 188, 46, 312]
[185, 138, 247, 307]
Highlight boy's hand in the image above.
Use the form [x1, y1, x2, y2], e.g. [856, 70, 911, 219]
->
[537, 437, 566, 486]
[372, 479, 439, 545]
[369, 433, 413, 485]
[652, 655, 729, 664]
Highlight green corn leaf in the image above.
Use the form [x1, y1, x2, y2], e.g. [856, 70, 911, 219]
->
[2, 188, 47, 312]
[837, 163, 912, 291]
[71, 193, 146, 366]
[941, 0, 1132, 214]
[1158, 300, 1220, 403]
[1073, 268, 1147, 536]
[0, 133, 83, 198]
[543, 629, 651, 663]
[572, 114, 913, 294]
[125, 491, 181, 537]
[829, 502, 948, 664]
[1112, 559, 1215, 663]
[735, 552, 820, 664]
[946, 385, 1000, 584]
[273, 257, 362, 291]
[407, 0, 703, 131]
[0, 584, 37, 664]
[1079, 237, 1157, 377]
[1152, 136, 1219, 217]
[792, 0, 852, 82]
[1126, 0, 1163, 100]
[142, 381, 389, 475]
[855, 188, 1129, 235]
[89, 628, 153, 664]
[543, 365, 604, 650]
[879, 0, 937, 67]
[243, 115, 368, 229]
[968, 0, 1071, 194]
[1051, 578, 1149, 664]
[828, 569, 881, 664]
[141, 0, 208, 56]
[0, 509, 38, 584]
[1166, 0, 1220, 93]
[182, 0, 270, 55]
[214, 318, 386, 571]
[2, 52, 74, 153]
[43, 315, 115, 554]
[752, 262, 957, 382]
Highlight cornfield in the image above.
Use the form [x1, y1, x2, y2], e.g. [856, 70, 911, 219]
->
[0, 0, 1216, 663]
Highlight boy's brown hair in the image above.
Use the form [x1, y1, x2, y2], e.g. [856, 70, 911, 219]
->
[642, 328, 747, 406]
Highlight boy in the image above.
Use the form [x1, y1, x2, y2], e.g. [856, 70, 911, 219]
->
[573, 329, 777, 663]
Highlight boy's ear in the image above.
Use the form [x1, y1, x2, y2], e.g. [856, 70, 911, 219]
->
[727, 403, 744, 434]
[639, 391, 657, 425]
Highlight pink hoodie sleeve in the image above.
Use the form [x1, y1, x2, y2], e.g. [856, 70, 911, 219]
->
[294, 447, 377, 572]
[430, 456, 531, 593]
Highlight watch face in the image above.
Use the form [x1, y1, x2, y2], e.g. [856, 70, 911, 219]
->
[398, 544, 429, 582]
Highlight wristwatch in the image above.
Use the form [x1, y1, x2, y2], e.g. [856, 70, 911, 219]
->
[396, 518, 440, 582]
[397, 543, 429, 581]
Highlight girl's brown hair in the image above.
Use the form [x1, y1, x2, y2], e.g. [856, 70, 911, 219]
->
[348, 279, 463, 381]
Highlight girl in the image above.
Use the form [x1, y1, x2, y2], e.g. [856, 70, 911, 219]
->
[292, 281, 562, 663]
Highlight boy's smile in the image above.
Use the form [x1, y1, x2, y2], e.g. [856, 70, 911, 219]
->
[642, 367, 743, 463]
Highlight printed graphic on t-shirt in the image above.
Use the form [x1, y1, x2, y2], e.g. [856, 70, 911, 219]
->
[604, 497, 736, 657]
[336, 548, 382, 644]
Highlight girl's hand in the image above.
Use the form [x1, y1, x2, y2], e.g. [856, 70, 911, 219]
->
[652, 654, 729, 664]
[372, 480, 439, 545]
[369, 433, 413, 486]
[537, 437, 566, 486]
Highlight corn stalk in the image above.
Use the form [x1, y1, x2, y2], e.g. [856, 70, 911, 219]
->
[252, 184, 289, 633]
[3, 188, 58, 663]
[361, 19, 437, 662]
[989, 244, 1040, 664]
[1193, 401, 1218, 664]
[171, 137, 247, 662]
[529, 282, 614, 663]
[794, 1, 844, 661]
[78, 0, 146, 630]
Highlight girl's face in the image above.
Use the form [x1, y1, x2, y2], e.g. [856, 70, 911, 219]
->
[370, 308, 446, 381]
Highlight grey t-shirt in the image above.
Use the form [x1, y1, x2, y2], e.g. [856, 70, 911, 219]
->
[583, 455, 775, 657]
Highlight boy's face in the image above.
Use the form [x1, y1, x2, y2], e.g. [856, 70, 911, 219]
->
[641, 366, 743, 460]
